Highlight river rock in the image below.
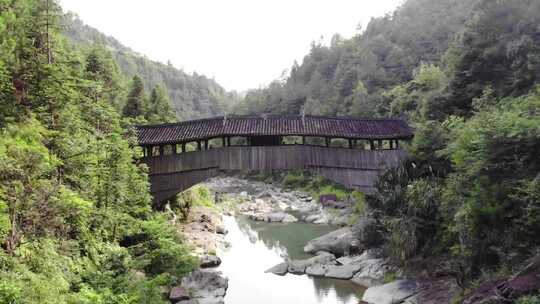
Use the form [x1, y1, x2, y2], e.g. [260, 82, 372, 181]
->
[304, 213, 320, 223]
[200, 255, 222, 268]
[215, 224, 227, 235]
[265, 262, 288, 275]
[351, 258, 390, 287]
[362, 280, 420, 304]
[325, 263, 363, 279]
[169, 286, 190, 303]
[306, 264, 329, 276]
[181, 270, 228, 304]
[304, 227, 353, 256]
[288, 252, 336, 275]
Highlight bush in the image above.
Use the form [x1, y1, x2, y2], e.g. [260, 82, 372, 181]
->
[517, 295, 540, 304]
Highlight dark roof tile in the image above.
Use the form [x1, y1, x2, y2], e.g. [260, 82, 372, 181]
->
[136, 115, 414, 145]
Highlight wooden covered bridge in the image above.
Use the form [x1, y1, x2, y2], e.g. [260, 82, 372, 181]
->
[136, 115, 414, 202]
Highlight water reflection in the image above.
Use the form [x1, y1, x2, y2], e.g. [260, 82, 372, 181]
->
[218, 216, 364, 304]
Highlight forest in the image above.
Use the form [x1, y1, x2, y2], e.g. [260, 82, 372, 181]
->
[235, 0, 540, 298]
[0, 0, 539, 303]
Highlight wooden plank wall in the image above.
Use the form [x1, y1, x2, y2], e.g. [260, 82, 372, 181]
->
[143, 145, 407, 202]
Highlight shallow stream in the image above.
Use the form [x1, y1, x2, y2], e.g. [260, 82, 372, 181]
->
[216, 215, 365, 304]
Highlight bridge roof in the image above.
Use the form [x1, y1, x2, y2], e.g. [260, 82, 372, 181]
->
[136, 115, 414, 146]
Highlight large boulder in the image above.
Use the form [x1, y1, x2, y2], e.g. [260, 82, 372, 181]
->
[287, 252, 337, 275]
[362, 280, 420, 304]
[181, 270, 228, 304]
[304, 227, 353, 256]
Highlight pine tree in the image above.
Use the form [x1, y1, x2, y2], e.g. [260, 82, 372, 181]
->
[123, 75, 146, 118]
[148, 84, 176, 123]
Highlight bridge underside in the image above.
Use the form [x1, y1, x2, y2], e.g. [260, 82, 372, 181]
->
[142, 145, 407, 202]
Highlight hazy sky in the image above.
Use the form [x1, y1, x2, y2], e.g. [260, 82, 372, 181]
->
[60, 0, 403, 91]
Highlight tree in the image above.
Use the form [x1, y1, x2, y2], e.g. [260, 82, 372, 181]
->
[123, 75, 146, 118]
[147, 85, 176, 123]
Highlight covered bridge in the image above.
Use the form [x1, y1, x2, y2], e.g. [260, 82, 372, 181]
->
[136, 115, 414, 202]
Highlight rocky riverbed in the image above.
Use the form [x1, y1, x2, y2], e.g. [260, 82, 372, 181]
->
[169, 177, 460, 304]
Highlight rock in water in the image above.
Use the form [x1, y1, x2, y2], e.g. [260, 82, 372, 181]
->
[303, 227, 353, 256]
[287, 252, 336, 275]
[362, 280, 419, 304]
[265, 262, 289, 275]
[305, 264, 329, 276]
[325, 263, 364, 279]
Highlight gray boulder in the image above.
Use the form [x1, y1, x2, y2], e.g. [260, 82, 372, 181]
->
[265, 262, 288, 276]
[200, 255, 222, 268]
[325, 263, 363, 279]
[181, 270, 228, 304]
[351, 258, 391, 285]
[305, 264, 329, 276]
[362, 280, 420, 304]
[287, 252, 336, 275]
[303, 227, 353, 256]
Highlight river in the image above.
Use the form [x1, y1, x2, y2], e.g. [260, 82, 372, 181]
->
[216, 215, 365, 304]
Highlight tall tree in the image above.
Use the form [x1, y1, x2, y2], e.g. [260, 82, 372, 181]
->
[122, 75, 146, 118]
[147, 84, 176, 123]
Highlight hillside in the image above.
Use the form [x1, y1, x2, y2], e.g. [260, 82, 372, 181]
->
[234, 0, 480, 116]
[62, 13, 238, 120]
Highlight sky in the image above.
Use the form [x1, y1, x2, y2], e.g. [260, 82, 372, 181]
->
[60, 0, 403, 92]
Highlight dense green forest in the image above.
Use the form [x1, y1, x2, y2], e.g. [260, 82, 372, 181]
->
[1, 0, 540, 302]
[63, 13, 238, 120]
[0, 0, 198, 302]
[236, 0, 540, 291]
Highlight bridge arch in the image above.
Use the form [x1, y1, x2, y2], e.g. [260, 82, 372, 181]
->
[136, 115, 414, 203]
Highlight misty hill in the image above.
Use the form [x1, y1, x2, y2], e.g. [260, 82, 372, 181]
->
[63, 13, 238, 120]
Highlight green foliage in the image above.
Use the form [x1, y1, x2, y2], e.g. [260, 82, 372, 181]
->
[123, 75, 146, 118]
[63, 13, 239, 120]
[0, 1, 197, 302]
[234, 0, 479, 116]
[147, 85, 175, 123]
[517, 295, 540, 304]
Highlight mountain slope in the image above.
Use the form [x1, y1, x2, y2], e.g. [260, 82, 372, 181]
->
[62, 13, 238, 120]
[234, 0, 479, 116]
